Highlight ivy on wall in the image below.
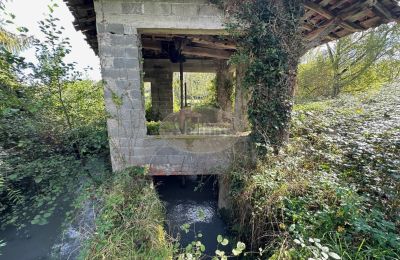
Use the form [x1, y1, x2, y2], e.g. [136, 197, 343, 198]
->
[225, 0, 305, 153]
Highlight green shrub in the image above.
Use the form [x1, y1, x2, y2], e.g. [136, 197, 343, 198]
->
[147, 121, 160, 135]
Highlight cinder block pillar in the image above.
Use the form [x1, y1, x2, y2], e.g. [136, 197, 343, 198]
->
[216, 60, 233, 113]
[234, 66, 249, 132]
[150, 70, 173, 120]
[218, 176, 231, 211]
[97, 23, 146, 171]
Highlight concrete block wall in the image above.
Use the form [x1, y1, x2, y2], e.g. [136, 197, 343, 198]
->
[95, 0, 248, 174]
[94, 0, 225, 34]
[97, 26, 148, 171]
[149, 71, 173, 119]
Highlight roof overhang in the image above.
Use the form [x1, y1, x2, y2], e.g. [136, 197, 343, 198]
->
[64, 0, 400, 57]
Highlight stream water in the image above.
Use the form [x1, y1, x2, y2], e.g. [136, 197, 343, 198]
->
[154, 175, 229, 257]
[0, 175, 228, 260]
[0, 203, 70, 260]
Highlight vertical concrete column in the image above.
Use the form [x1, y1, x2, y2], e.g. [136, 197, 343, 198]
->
[97, 22, 146, 171]
[234, 66, 249, 132]
[216, 60, 234, 113]
[218, 176, 231, 211]
[150, 70, 173, 120]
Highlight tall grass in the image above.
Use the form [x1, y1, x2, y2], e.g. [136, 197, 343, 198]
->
[80, 167, 174, 260]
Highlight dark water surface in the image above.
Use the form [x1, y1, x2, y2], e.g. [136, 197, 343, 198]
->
[1, 175, 228, 260]
[155, 175, 229, 257]
[0, 204, 68, 260]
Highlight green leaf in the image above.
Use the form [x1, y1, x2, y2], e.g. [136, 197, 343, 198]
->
[328, 252, 341, 259]
[236, 242, 246, 251]
[8, 174, 19, 180]
[215, 249, 224, 256]
[232, 248, 241, 256]
[217, 234, 223, 243]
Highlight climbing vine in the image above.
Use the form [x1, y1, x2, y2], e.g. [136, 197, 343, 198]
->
[225, 0, 305, 153]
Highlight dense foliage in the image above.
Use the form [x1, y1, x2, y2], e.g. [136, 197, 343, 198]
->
[228, 84, 400, 259]
[0, 3, 108, 229]
[225, 0, 305, 152]
[297, 24, 400, 101]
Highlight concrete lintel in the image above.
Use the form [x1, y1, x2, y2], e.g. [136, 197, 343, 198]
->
[138, 28, 227, 35]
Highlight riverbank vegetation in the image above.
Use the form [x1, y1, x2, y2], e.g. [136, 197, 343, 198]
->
[228, 84, 400, 259]
[0, 2, 108, 230]
[79, 167, 174, 259]
[222, 1, 400, 258]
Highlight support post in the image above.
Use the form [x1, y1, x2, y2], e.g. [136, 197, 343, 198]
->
[180, 61, 184, 109]
[216, 60, 233, 113]
[97, 25, 146, 171]
[149, 70, 173, 120]
[234, 66, 249, 132]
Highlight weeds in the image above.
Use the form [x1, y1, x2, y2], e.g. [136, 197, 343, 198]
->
[228, 85, 400, 259]
[80, 167, 174, 260]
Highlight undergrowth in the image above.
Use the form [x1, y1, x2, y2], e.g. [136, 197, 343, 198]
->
[79, 167, 174, 260]
[228, 84, 400, 259]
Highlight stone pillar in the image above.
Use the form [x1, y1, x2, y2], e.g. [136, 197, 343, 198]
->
[218, 176, 231, 211]
[216, 60, 233, 113]
[150, 70, 173, 120]
[97, 23, 146, 171]
[234, 66, 249, 132]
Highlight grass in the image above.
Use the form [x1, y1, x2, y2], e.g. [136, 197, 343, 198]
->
[79, 167, 174, 260]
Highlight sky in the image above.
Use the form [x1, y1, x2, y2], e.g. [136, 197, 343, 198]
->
[4, 0, 101, 80]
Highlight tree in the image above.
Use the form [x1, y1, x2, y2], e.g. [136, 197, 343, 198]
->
[297, 48, 333, 101]
[30, 2, 85, 158]
[0, 1, 30, 115]
[326, 24, 400, 97]
[0, 1, 30, 52]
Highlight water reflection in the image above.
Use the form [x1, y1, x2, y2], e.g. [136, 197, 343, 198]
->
[155, 175, 229, 257]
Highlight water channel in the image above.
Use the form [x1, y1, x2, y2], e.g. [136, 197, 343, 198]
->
[1, 175, 229, 259]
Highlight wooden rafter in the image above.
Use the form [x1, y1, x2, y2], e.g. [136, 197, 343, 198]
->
[304, 0, 365, 32]
[369, 0, 400, 22]
[141, 39, 233, 59]
[64, 0, 400, 56]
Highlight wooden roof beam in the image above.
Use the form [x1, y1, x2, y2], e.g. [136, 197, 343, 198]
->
[368, 0, 400, 22]
[142, 35, 236, 50]
[306, 18, 341, 40]
[142, 39, 162, 51]
[330, 0, 351, 11]
[304, 0, 365, 32]
[141, 39, 233, 59]
[306, 17, 341, 49]
[190, 37, 236, 50]
[182, 46, 232, 59]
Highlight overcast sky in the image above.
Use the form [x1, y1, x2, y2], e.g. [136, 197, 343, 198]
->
[5, 0, 101, 80]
